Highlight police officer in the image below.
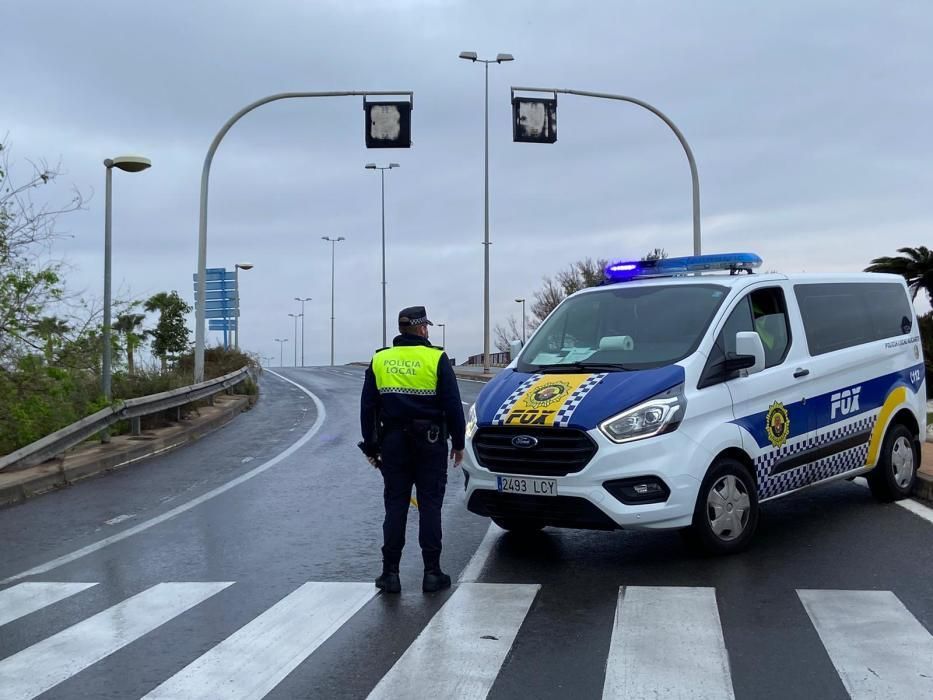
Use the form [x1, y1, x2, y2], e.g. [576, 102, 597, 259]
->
[360, 306, 466, 594]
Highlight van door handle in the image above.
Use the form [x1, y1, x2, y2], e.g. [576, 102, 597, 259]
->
[793, 368, 810, 379]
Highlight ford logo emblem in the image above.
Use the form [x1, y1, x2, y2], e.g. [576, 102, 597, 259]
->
[511, 435, 538, 449]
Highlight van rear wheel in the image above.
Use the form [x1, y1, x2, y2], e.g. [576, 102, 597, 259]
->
[867, 423, 917, 502]
[687, 458, 759, 555]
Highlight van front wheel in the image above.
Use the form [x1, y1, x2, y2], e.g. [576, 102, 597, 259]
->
[867, 423, 917, 502]
[687, 458, 759, 555]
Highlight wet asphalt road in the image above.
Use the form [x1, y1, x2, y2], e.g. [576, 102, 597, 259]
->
[1, 366, 931, 699]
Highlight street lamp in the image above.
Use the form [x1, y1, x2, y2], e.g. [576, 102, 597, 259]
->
[437, 323, 446, 349]
[459, 51, 514, 374]
[294, 296, 312, 366]
[102, 155, 151, 421]
[233, 262, 253, 350]
[322, 236, 346, 366]
[274, 338, 288, 367]
[365, 162, 400, 347]
[514, 298, 526, 345]
[287, 313, 302, 366]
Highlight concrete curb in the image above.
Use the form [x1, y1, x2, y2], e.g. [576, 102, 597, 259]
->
[0, 394, 254, 508]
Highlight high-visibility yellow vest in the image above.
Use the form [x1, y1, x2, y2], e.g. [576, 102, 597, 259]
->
[372, 345, 443, 396]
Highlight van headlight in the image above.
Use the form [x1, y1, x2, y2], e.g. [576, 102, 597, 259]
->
[466, 404, 478, 438]
[599, 386, 685, 444]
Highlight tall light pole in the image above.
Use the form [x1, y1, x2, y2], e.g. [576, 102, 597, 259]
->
[102, 155, 151, 419]
[322, 236, 346, 366]
[437, 323, 446, 349]
[514, 298, 526, 345]
[233, 262, 253, 350]
[459, 51, 514, 374]
[294, 296, 312, 366]
[288, 313, 302, 366]
[365, 162, 400, 347]
[274, 338, 288, 367]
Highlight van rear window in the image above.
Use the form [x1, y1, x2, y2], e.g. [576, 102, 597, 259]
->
[793, 282, 913, 356]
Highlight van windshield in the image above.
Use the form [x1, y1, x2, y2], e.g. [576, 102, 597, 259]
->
[517, 283, 729, 372]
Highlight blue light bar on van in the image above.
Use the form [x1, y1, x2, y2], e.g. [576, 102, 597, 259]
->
[605, 252, 763, 281]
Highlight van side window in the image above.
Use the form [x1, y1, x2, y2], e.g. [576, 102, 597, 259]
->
[699, 297, 754, 388]
[794, 282, 912, 355]
[749, 287, 791, 367]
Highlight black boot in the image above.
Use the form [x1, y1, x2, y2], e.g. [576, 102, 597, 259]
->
[375, 564, 401, 594]
[422, 568, 451, 593]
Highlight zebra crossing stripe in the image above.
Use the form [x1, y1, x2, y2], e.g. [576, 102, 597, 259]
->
[0, 582, 97, 628]
[367, 583, 540, 700]
[602, 586, 735, 700]
[143, 582, 375, 700]
[0, 582, 231, 700]
[798, 589, 933, 699]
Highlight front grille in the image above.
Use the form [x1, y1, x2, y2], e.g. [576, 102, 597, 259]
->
[472, 427, 597, 476]
[468, 491, 619, 530]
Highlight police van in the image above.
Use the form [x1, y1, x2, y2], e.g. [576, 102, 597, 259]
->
[462, 253, 927, 553]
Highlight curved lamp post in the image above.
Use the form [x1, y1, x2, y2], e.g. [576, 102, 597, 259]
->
[193, 90, 413, 382]
[511, 86, 701, 256]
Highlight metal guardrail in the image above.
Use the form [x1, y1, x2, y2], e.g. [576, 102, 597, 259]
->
[0, 366, 257, 472]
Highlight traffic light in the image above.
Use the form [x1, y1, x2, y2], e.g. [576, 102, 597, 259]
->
[512, 95, 557, 143]
[364, 100, 412, 148]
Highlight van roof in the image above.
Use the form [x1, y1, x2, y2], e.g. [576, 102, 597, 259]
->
[572, 271, 907, 297]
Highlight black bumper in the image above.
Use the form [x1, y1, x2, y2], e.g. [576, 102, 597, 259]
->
[467, 490, 620, 531]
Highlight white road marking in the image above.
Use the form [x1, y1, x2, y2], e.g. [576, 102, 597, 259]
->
[852, 478, 933, 524]
[458, 522, 504, 583]
[602, 586, 735, 700]
[896, 497, 933, 524]
[0, 582, 231, 700]
[798, 589, 933, 699]
[104, 514, 135, 526]
[144, 582, 374, 700]
[367, 583, 539, 700]
[0, 582, 97, 627]
[1, 371, 326, 585]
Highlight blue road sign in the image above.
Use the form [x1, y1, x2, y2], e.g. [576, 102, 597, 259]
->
[201, 290, 238, 301]
[204, 308, 239, 319]
[193, 269, 235, 281]
[193, 281, 238, 291]
[209, 320, 237, 330]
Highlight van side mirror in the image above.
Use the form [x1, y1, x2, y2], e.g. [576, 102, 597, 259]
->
[728, 331, 766, 375]
[509, 339, 523, 358]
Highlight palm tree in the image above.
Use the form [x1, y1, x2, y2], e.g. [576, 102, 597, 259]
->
[114, 312, 146, 375]
[145, 291, 192, 372]
[30, 316, 70, 364]
[865, 246, 933, 302]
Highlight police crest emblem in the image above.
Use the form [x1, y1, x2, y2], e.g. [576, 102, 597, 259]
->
[765, 401, 790, 447]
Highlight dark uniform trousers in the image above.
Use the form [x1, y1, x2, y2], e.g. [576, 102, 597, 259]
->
[380, 426, 448, 570]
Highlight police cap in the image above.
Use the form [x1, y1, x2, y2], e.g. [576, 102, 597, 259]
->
[398, 306, 433, 328]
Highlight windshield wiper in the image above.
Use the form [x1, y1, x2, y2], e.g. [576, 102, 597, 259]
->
[536, 361, 631, 373]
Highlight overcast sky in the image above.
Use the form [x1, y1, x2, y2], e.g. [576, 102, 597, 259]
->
[4, 0, 932, 367]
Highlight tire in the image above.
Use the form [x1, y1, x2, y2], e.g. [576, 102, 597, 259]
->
[491, 517, 545, 534]
[687, 457, 759, 555]
[867, 423, 918, 502]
